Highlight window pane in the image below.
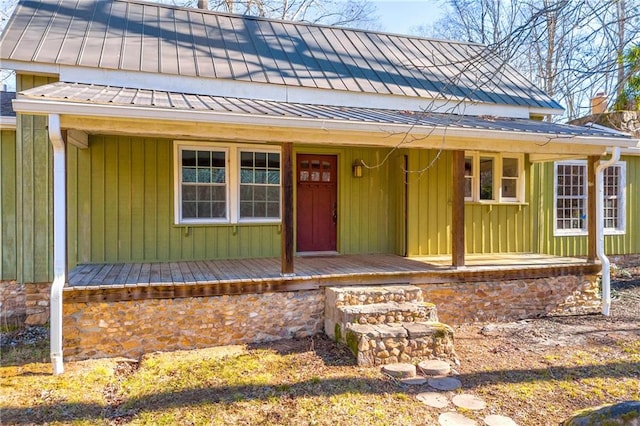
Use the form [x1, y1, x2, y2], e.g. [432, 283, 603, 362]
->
[268, 170, 280, 184]
[197, 186, 211, 201]
[464, 157, 473, 177]
[503, 158, 518, 177]
[197, 168, 211, 183]
[268, 153, 280, 168]
[479, 157, 493, 200]
[464, 177, 472, 198]
[197, 151, 210, 167]
[182, 185, 197, 201]
[182, 201, 197, 218]
[241, 168, 253, 184]
[197, 202, 211, 218]
[211, 186, 226, 202]
[211, 151, 225, 167]
[183, 168, 197, 183]
[502, 178, 516, 198]
[211, 168, 225, 183]
[182, 150, 196, 167]
[241, 152, 253, 167]
[267, 202, 280, 218]
[255, 152, 267, 168]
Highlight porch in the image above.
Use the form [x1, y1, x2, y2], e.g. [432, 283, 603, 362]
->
[64, 253, 600, 303]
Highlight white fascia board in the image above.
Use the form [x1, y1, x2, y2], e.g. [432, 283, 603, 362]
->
[12, 97, 637, 149]
[57, 66, 550, 119]
[2, 60, 60, 76]
[0, 116, 16, 129]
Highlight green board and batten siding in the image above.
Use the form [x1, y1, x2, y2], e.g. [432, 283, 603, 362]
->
[532, 156, 640, 256]
[405, 150, 532, 256]
[1, 129, 18, 279]
[0, 75, 57, 283]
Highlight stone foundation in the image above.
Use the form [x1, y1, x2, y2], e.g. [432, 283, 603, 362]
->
[418, 274, 600, 325]
[0, 281, 51, 328]
[63, 290, 324, 360]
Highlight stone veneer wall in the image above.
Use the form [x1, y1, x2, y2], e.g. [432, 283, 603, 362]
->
[418, 274, 600, 325]
[63, 290, 324, 360]
[0, 281, 50, 328]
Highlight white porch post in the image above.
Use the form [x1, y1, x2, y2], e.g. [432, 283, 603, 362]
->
[48, 114, 66, 375]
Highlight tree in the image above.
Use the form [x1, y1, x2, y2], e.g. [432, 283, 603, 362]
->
[173, 0, 379, 28]
[421, 0, 640, 120]
[614, 44, 640, 110]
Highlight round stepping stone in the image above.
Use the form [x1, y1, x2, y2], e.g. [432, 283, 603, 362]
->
[439, 412, 477, 426]
[381, 363, 416, 378]
[418, 359, 451, 376]
[416, 391, 450, 409]
[427, 376, 462, 391]
[484, 415, 518, 426]
[452, 394, 487, 411]
[401, 376, 428, 386]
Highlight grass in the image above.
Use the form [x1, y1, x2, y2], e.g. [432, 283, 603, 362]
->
[1, 332, 638, 425]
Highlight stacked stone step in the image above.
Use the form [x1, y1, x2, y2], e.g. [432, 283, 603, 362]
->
[325, 285, 456, 367]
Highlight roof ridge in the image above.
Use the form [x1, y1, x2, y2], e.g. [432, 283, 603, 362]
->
[115, 0, 486, 48]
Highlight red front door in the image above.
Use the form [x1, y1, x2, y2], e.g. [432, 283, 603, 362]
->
[296, 154, 338, 252]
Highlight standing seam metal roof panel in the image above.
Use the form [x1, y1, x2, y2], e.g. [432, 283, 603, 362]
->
[0, 0, 563, 110]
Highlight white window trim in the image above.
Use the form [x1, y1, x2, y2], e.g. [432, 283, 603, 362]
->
[552, 160, 626, 236]
[464, 152, 524, 203]
[174, 141, 282, 225]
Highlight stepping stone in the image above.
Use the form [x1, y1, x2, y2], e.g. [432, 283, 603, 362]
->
[428, 377, 462, 391]
[484, 415, 518, 426]
[416, 391, 450, 409]
[418, 359, 451, 376]
[452, 394, 487, 411]
[381, 363, 416, 378]
[401, 376, 428, 386]
[439, 412, 477, 426]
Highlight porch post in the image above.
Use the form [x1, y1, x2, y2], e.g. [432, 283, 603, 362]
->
[452, 150, 465, 268]
[281, 142, 294, 275]
[587, 155, 598, 261]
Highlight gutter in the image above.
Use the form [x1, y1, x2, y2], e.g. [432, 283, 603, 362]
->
[595, 147, 620, 316]
[48, 114, 66, 375]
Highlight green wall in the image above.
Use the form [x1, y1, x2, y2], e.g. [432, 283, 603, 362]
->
[66, 138, 398, 268]
[0, 74, 58, 283]
[1, 129, 17, 279]
[532, 155, 640, 256]
[405, 150, 532, 256]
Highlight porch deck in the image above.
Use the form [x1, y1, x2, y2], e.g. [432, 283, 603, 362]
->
[64, 254, 599, 303]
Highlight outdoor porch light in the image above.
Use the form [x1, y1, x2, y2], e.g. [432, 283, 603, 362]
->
[352, 159, 364, 178]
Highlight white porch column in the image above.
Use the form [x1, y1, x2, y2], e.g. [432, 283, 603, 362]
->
[48, 114, 66, 375]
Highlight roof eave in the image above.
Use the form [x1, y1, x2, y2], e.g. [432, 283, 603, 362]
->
[12, 98, 637, 150]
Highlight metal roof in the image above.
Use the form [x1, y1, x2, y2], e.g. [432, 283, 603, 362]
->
[1, 91, 16, 117]
[17, 82, 627, 139]
[0, 0, 562, 111]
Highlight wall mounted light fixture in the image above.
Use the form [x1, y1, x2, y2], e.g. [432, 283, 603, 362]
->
[352, 159, 364, 178]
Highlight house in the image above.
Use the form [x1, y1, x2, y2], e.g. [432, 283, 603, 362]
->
[0, 0, 638, 373]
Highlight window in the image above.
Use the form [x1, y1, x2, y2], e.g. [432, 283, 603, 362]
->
[175, 142, 281, 224]
[554, 161, 626, 235]
[178, 147, 228, 223]
[464, 152, 523, 203]
[239, 151, 281, 220]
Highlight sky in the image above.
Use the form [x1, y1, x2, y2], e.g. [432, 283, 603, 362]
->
[372, 0, 444, 35]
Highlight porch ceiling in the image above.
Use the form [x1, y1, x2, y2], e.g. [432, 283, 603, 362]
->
[14, 82, 638, 152]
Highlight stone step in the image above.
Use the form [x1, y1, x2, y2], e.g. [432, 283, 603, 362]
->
[339, 301, 438, 326]
[342, 321, 456, 367]
[326, 285, 423, 309]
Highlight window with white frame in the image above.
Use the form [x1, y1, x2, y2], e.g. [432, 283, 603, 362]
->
[464, 152, 523, 202]
[239, 151, 281, 220]
[175, 142, 281, 224]
[554, 160, 626, 235]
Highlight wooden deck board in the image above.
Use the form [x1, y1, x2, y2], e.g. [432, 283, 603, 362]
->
[65, 254, 598, 301]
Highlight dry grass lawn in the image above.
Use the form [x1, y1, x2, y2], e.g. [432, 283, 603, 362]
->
[1, 273, 638, 425]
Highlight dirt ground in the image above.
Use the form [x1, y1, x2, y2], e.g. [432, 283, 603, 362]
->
[1, 267, 638, 425]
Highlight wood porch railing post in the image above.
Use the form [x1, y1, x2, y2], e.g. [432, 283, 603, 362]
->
[587, 155, 598, 262]
[452, 150, 465, 268]
[281, 142, 294, 275]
